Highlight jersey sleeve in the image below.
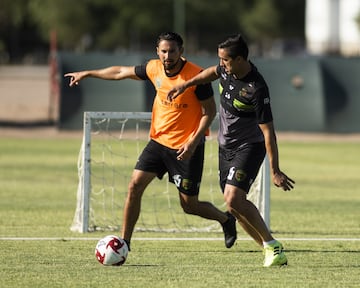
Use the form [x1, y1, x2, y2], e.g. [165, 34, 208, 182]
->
[254, 86, 273, 124]
[194, 82, 214, 101]
[134, 64, 148, 80]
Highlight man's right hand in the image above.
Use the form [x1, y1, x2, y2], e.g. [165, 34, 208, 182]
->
[64, 71, 86, 87]
[167, 85, 186, 102]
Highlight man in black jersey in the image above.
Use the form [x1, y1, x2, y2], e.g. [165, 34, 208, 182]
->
[168, 34, 295, 267]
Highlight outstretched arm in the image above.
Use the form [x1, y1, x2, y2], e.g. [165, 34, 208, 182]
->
[167, 66, 219, 101]
[64, 66, 140, 87]
[259, 122, 295, 191]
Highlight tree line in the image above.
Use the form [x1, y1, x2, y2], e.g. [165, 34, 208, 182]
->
[0, 0, 311, 64]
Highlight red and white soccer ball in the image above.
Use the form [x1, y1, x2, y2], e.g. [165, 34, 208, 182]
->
[95, 235, 129, 266]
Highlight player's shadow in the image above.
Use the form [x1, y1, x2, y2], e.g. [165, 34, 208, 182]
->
[271, 230, 358, 236]
[285, 249, 360, 254]
[125, 264, 164, 267]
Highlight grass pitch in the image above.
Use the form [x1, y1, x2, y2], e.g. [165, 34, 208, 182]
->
[0, 131, 359, 287]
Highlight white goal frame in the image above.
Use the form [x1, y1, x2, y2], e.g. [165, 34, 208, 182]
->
[71, 111, 270, 233]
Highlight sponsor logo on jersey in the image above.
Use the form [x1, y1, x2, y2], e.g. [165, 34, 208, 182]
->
[155, 77, 162, 88]
[240, 88, 248, 97]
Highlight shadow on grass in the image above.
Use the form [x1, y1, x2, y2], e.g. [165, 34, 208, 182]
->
[286, 249, 360, 253]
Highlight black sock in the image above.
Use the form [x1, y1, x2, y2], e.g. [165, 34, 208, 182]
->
[124, 239, 131, 251]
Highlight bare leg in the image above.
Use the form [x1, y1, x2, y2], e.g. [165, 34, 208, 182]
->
[235, 213, 264, 247]
[224, 184, 273, 245]
[121, 169, 156, 243]
[179, 193, 228, 223]
[179, 192, 237, 248]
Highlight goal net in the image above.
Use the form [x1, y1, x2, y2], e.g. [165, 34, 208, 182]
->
[70, 111, 270, 233]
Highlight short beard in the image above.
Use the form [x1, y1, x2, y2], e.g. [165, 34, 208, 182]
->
[163, 58, 181, 71]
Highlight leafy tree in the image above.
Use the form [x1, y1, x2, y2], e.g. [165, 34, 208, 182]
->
[185, 0, 245, 53]
[0, 0, 44, 62]
[28, 1, 94, 51]
[237, 0, 280, 55]
[28, 0, 175, 52]
[274, 0, 305, 38]
[0, 0, 305, 62]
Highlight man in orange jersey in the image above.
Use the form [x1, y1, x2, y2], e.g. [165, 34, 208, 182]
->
[64, 32, 237, 251]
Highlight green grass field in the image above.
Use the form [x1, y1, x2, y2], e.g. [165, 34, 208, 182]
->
[0, 132, 359, 287]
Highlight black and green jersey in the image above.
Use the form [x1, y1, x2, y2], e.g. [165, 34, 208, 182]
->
[216, 62, 273, 149]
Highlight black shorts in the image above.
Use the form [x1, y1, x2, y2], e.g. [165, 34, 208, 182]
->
[219, 142, 266, 193]
[135, 139, 205, 195]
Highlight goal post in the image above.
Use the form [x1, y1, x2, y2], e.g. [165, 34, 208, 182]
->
[70, 111, 270, 233]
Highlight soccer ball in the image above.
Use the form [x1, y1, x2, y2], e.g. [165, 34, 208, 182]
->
[95, 235, 129, 266]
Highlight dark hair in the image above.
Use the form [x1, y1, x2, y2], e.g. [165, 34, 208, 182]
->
[218, 34, 249, 60]
[157, 32, 183, 48]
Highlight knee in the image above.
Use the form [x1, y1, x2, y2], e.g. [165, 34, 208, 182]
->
[180, 199, 198, 215]
[127, 180, 145, 200]
[181, 202, 194, 215]
[224, 187, 247, 213]
[224, 191, 237, 210]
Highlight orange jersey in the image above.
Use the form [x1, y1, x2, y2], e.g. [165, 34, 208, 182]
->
[145, 59, 209, 149]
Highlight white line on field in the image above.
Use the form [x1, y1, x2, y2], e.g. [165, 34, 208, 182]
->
[0, 237, 360, 241]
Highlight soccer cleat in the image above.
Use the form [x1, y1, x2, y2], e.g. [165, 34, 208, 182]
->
[263, 241, 288, 267]
[221, 211, 237, 248]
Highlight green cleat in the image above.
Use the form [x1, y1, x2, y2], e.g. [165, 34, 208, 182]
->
[263, 241, 288, 267]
